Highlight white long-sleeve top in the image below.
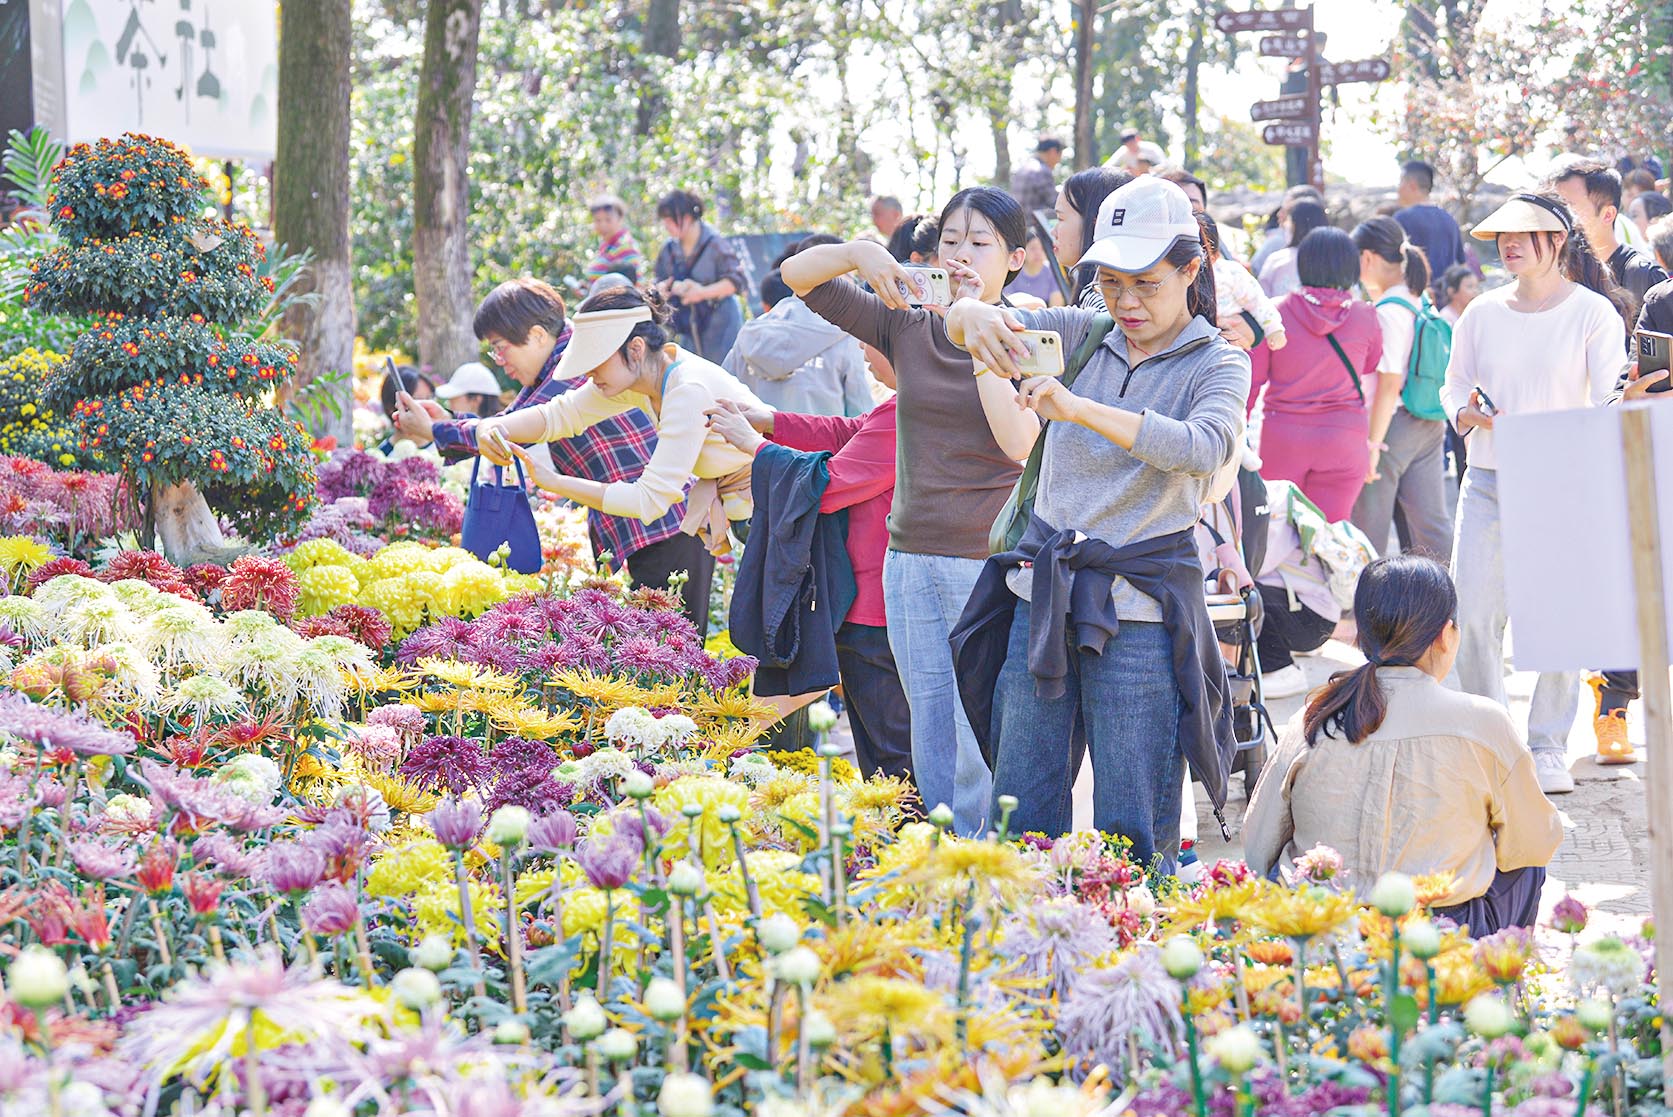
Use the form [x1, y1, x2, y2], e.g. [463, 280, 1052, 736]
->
[532, 347, 771, 522]
[1439, 283, 1627, 471]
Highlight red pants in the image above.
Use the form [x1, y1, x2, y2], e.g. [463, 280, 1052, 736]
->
[1259, 413, 1369, 522]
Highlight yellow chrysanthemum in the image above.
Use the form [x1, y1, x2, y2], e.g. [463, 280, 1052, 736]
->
[753, 773, 816, 813]
[710, 850, 822, 917]
[699, 721, 767, 758]
[412, 878, 503, 951]
[365, 837, 452, 898]
[354, 771, 440, 816]
[297, 564, 362, 616]
[1249, 884, 1358, 943]
[490, 705, 581, 740]
[821, 975, 948, 1038]
[286, 537, 356, 574]
[852, 822, 939, 909]
[0, 536, 51, 575]
[512, 860, 585, 913]
[653, 776, 752, 867]
[417, 656, 519, 693]
[843, 775, 918, 818]
[906, 837, 1045, 910]
[551, 668, 643, 708]
[690, 689, 778, 723]
[770, 748, 859, 784]
[774, 791, 825, 852]
[561, 886, 651, 966]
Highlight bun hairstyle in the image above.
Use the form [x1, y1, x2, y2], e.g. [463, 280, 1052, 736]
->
[938, 186, 1028, 286]
[1162, 213, 1219, 324]
[1526, 191, 1638, 331]
[655, 189, 704, 225]
[1353, 216, 1430, 294]
[577, 284, 676, 355]
[1303, 555, 1457, 746]
[885, 215, 928, 262]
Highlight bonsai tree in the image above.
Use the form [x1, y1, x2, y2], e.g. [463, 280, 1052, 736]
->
[24, 132, 315, 562]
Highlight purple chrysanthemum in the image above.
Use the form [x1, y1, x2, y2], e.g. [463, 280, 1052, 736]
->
[527, 810, 578, 853]
[576, 833, 637, 891]
[301, 882, 359, 936]
[428, 797, 482, 850]
[998, 896, 1118, 1002]
[396, 616, 477, 665]
[1056, 943, 1181, 1080]
[399, 735, 492, 794]
[67, 837, 137, 881]
[262, 841, 326, 896]
[0, 692, 135, 757]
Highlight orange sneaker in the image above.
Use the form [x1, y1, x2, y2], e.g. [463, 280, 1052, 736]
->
[1594, 709, 1634, 764]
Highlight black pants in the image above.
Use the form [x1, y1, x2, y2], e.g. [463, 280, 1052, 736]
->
[1255, 583, 1336, 673]
[626, 532, 715, 636]
[834, 621, 914, 784]
[1599, 669, 1638, 714]
[1432, 866, 1546, 936]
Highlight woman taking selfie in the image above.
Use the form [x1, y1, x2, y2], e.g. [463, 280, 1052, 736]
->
[779, 186, 1029, 837]
[472, 285, 770, 628]
[653, 189, 749, 360]
[1244, 556, 1561, 933]
[944, 176, 1248, 863]
[1440, 192, 1632, 794]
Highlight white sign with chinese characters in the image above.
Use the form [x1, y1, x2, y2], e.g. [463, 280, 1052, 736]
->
[34, 0, 277, 161]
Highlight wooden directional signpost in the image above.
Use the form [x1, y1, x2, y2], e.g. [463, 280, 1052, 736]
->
[1217, 5, 1390, 189]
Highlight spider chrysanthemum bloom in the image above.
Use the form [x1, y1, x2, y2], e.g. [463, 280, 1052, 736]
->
[998, 895, 1118, 1002]
[220, 554, 301, 621]
[163, 673, 246, 725]
[1056, 942, 1181, 1078]
[399, 735, 491, 795]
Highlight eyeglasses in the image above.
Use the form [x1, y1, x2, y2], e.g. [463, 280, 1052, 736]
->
[486, 340, 512, 365]
[1097, 264, 1185, 302]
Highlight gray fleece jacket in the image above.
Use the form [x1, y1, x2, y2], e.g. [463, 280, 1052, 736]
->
[722, 296, 874, 418]
[1008, 309, 1251, 621]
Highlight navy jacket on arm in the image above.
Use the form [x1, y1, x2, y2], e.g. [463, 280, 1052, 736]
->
[729, 443, 857, 697]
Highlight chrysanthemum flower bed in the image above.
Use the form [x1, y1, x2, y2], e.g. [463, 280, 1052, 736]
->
[0, 538, 1664, 1117]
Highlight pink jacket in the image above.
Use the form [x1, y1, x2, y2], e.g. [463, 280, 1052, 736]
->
[1249, 287, 1383, 423]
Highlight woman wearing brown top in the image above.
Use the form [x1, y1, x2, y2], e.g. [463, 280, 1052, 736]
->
[1243, 556, 1562, 935]
[780, 186, 1028, 837]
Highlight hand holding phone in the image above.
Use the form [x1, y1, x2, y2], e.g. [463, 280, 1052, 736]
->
[896, 266, 951, 306]
[1636, 329, 1673, 395]
[1009, 330, 1065, 377]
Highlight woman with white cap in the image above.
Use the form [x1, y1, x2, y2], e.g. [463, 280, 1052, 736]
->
[473, 284, 770, 560]
[944, 176, 1248, 863]
[1440, 191, 1633, 795]
[432, 361, 505, 419]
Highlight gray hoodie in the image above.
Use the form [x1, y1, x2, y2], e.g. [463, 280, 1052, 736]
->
[1007, 309, 1251, 621]
[722, 296, 875, 418]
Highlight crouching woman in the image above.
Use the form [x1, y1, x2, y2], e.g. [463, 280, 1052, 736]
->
[944, 176, 1248, 866]
[1244, 555, 1562, 934]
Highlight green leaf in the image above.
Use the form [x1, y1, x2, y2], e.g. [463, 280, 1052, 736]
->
[1390, 993, 1420, 1038]
[525, 939, 584, 988]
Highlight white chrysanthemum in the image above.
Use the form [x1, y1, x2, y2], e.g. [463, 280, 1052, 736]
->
[221, 609, 283, 640]
[165, 674, 247, 723]
[105, 578, 169, 614]
[304, 634, 374, 675]
[727, 753, 780, 786]
[216, 753, 282, 804]
[62, 597, 136, 648]
[0, 595, 46, 642]
[226, 628, 306, 700]
[138, 603, 221, 670]
[604, 707, 659, 749]
[291, 643, 350, 718]
[92, 642, 161, 702]
[658, 714, 698, 747]
[31, 574, 112, 621]
[575, 746, 636, 784]
[103, 793, 154, 826]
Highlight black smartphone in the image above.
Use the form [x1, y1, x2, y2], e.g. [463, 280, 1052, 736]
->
[1473, 384, 1498, 416]
[1636, 329, 1673, 393]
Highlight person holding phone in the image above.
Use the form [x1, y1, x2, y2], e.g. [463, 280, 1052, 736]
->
[1440, 192, 1633, 794]
[944, 176, 1248, 862]
[653, 190, 749, 361]
[778, 186, 1029, 837]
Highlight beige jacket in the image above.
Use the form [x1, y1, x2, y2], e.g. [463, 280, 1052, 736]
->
[1243, 667, 1563, 904]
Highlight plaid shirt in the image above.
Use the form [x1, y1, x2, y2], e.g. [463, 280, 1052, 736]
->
[431, 328, 686, 569]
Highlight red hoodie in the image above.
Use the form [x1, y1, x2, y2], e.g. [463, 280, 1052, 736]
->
[762, 397, 897, 628]
[1249, 286, 1383, 427]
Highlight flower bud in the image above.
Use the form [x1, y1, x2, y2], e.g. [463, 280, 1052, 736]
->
[1370, 872, 1416, 918]
[1206, 1023, 1260, 1073]
[756, 913, 801, 955]
[716, 804, 742, 824]
[391, 967, 443, 1010]
[657, 1072, 715, 1117]
[486, 805, 532, 847]
[1576, 998, 1614, 1032]
[996, 794, 1019, 814]
[413, 933, 454, 972]
[622, 771, 655, 800]
[772, 946, 822, 986]
[807, 702, 838, 734]
[304, 1098, 352, 1117]
[1161, 935, 1204, 980]
[597, 1027, 637, 1062]
[667, 861, 704, 897]
[1549, 894, 1588, 935]
[681, 802, 704, 819]
[7, 946, 67, 1009]
[1550, 1015, 1589, 1051]
[928, 803, 954, 829]
[494, 1018, 531, 1045]
[643, 976, 686, 1021]
[803, 1009, 836, 1047]
[565, 994, 608, 1040]
[1464, 994, 1513, 1039]
[1403, 918, 1442, 960]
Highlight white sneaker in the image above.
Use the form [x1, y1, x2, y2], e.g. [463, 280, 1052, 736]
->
[1535, 751, 1575, 795]
[1262, 664, 1308, 699]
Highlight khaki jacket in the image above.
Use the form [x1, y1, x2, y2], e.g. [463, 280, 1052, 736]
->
[1243, 667, 1563, 904]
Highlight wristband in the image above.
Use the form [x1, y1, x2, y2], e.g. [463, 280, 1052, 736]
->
[1369, 440, 1389, 451]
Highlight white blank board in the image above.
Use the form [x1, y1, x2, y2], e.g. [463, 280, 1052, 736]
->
[1497, 403, 1673, 673]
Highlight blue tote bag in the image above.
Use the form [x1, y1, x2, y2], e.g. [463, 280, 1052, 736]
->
[459, 455, 543, 574]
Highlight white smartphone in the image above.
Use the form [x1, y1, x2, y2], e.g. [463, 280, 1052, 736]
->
[896, 266, 951, 306]
[1011, 329, 1065, 377]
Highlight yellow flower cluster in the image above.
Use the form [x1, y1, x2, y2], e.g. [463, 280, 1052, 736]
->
[286, 539, 539, 634]
[770, 748, 859, 784]
[365, 836, 452, 898]
[0, 348, 74, 464]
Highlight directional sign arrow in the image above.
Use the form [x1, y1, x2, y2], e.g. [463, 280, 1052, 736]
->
[1320, 57, 1392, 85]
[1250, 94, 1312, 122]
[1263, 120, 1319, 146]
[1215, 7, 1311, 34]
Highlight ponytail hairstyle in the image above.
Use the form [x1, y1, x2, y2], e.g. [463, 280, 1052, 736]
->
[1158, 213, 1219, 324]
[937, 186, 1028, 286]
[1352, 216, 1430, 294]
[884, 214, 927, 263]
[1062, 167, 1133, 301]
[1527, 190, 1639, 332]
[576, 284, 676, 359]
[1303, 555, 1457, 745]
[1199, 212, 1223, 264]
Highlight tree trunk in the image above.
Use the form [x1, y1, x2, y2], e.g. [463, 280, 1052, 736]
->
[1183, 6, 1204, 169]
[635, 0, 681, 135]
[989, 107, 1011, 188]
[1072, 0, 1098, 169]
[412, 0, 483, 383]
[153, 481, 242, 566]
[273, 0, 356, 446]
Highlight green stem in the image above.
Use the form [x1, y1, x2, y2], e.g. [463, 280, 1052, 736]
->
[453, 851, 486, 1001]
[1482, 1064, 1494, 1117]
[502, 852, 526, 1015]
[1574, 1062, 1595, 1117]
[598, 889, 615, 1003]
[955, 881, 976, 1044]
[1294, 940, 1307, 1029]
[1182, 1000, 1208, 1117]
[1424, 964, 1437, 1104]
[1387, 926, 1402, 1117]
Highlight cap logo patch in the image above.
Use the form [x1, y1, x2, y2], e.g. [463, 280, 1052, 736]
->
[1108, 208, 1126, 226]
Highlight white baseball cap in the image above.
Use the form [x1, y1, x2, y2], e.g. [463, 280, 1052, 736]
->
[434, 361, 502, 400]
[1078, 176, 1202, 273]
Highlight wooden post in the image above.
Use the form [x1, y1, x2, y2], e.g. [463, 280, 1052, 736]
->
[1619, 405, 1673, 1105]
[1303, 5, 1321, 192]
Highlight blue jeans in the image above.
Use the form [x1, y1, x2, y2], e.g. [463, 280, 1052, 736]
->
[991, 600, 1183, 866]
[882, 550, 991, 836]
